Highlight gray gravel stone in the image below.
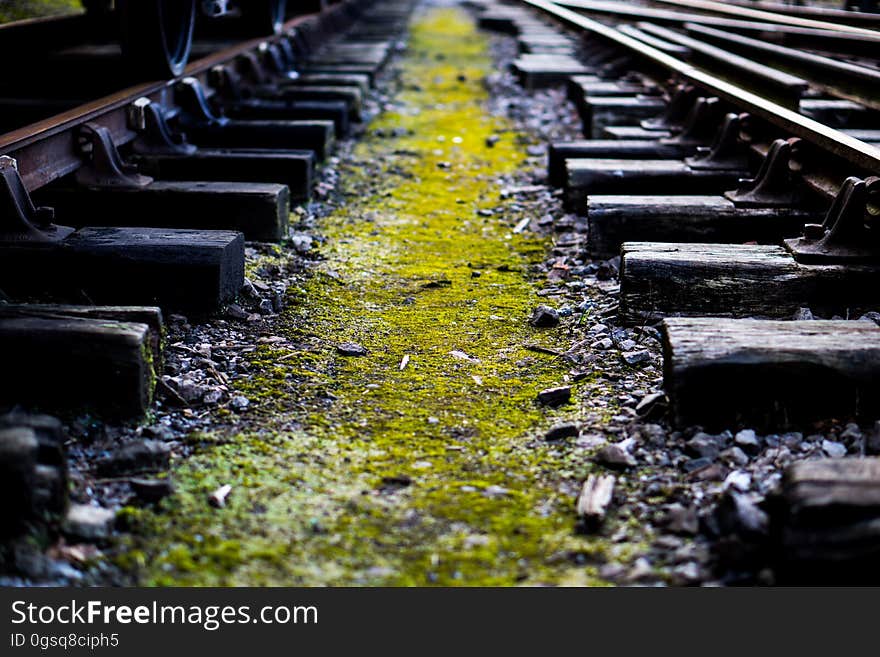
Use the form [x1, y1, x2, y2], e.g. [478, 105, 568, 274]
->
[63, 504, 115, 541]
[683, 457, 713, 473]
[685, 433, 721, 460]
[337, 342, 368, 357]
[536, 386, 571, 407]
[621, 350, 651, 366]
[595, 443, 636, 469]
[96, 440, 171, 477]
[867, 421, 880, 455]
[635, 392, 666, 418]
[544, 422, 579, 441]
[822, 440, 847, 458]
[230, 396, 250, 412]
[734, 429, 761, 454]
[721, 446, 749, 467]
[665, 503, 698, 535]
[840, 423, 862, 444]
[130, 478, 175, 504]
[529, 304, 560, 328]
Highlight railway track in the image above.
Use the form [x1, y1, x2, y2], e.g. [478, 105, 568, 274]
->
[0, 0, 413, 413]
[476, 0, 880, 579]
[0, 0, 416, 551]
[2, 0, 880, 585]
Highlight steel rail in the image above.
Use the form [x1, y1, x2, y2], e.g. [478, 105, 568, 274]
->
[0, 9, 326, 191]
[521, 0, 880, 174]
[632, 21, 810, 102]
[553, 0, 880, 48]
[716, 0, 880, 28]
[650, 0, 880, 37]
[680, 22, 880, 111]
[631, 20, 880, 110]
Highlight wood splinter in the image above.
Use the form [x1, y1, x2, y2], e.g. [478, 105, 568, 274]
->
[209, 484, 233, 508]
[576, 474, 615, 530]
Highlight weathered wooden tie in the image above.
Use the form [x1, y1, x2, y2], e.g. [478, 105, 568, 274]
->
[0, 414, 68, 526]
[773, 458, 880, 583]
[841, 129, 880, 144]
[259, 85, 364, 121]
[585, 196, 820, 257]
[0, 309, 162, 418]
[221, 99, 351, 137]
[181, 118, 336, 160]
[580, 96, 668, 138]
[564, 160, 745, 212]
[278, 72, 371, 96]
[130, 148, 315, 202]
[519, 34, 577, 54]
[296, 62, 380, 82]
[547, 140, 692, 186]
[0, 154, 243, 310]
[569, 76, 657, 99]
[662, 318, 880, 427]
[41, 181, 290, 243]
[799, 99, 876, 128]
[603, 125, 673, 140]
[620, 174, 880, 321]
[0, 304, 164, 368]
[620, 242, 880, 324]
[0, 228, 244, 310]
[511, 54, 596, 90]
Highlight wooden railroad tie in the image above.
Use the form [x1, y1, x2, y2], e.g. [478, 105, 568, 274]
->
[518, 34, 578, 55]
[619, 242, 880, 324]
[511, 54, 597, 90]
[130, 149, 316, 204]
[0, 306, 164, 419]
[548, 140, 694, 187]
[40, 182, 290, 244]
[0, 418, 68, 539]
[181, 117, 336, 160]
[585, 195, 819, 258]
[602, 125, 673, 140]
[661, 318, 880, 428]
[564, 159, 745, 212]
[567, 75, 659, 107]
[773, 458, 880, 583]
[578, 95, 668, 139]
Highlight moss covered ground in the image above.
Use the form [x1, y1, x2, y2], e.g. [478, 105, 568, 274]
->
[0, 0, 80, 22]
[117, 6, 625, 586]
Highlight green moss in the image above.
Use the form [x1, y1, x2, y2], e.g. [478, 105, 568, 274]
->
[142, 339, 156, 411]
[117, 7, 637, 586]
[0, 0, 80, 22]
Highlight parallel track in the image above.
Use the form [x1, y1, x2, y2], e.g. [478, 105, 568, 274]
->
[524, 0, 880, 175]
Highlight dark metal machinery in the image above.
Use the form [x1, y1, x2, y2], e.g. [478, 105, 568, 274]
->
[78, 0, 294, 79]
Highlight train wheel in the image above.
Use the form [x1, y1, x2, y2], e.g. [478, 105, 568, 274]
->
[118, 0, 197, 79]
[240, 0, 288, 35]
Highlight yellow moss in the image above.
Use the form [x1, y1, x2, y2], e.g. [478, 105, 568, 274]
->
[117, 7, 632, 587]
